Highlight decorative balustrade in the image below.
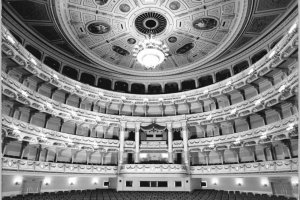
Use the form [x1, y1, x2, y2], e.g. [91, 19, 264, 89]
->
[190, 158, 298, 175]
[173, 140, 184, 148]
[120, 164, 186, 174]
[140, 141, 167, 149]
[188, 114, 298, 150]
[2, 115, 119, 151]
[2, 157, 118, 175]
[2, 67, 298, 125]
[1, 21, 298, 104]
[4, 157, 294, 175]
[124, 141, 135, 148]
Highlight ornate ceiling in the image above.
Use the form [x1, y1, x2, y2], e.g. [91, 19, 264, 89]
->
[3, 0, 296, 78]
[55, 0, 248, 74]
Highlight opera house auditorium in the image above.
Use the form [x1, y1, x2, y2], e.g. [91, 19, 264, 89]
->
[1, 0, 299, 199]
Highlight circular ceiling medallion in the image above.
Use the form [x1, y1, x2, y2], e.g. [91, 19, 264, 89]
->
[193, 18, 218, 31]
[169, 1, 181, 10]
[87, 22, 110, 34]
[119, 3, 131, 12]
[95, 0, 108, 6]
[168, 36, 177, 43]
[135, 12, 167, 35]
[127, 38, 136, 44]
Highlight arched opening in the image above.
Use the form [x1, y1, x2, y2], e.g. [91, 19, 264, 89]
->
[115, 81, 128, 93]
[131, 83, 145, 94]
[148, 84, 162, 94]
[251, 50, 268, 64]
[216, 69, 231, 82]
[270, 36, 283, 49]
[62, 66, 78, 80]
[198, 75, 214, 88]
[44, 56, 60, 72]
[25, 45, 42, 60]
[182, 80, 196, 91]
[80, 73, 95, 86]
[97, 78, 112, 90]
[233, 61, 249, 75]
[165, 82, 179, 93]
[10, 31, 23, 44]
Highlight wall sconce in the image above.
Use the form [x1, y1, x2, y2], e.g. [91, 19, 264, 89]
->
[45, 182, 49, 186]
[94, 182, 98, 185]
[237, 183, 242, 186]
[263, 184, 268, 187]
[70, 182, 74, 186]
[213, 182, 217, 186]
[15, 182, 20, 186]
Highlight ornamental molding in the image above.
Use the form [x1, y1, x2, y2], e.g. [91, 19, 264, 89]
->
[2, 67, 297, 125]
[1, 23, 298, 103]
[2, 157, 117, 174]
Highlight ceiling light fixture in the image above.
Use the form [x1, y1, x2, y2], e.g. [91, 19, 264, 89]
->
[133, 35, 169, 69]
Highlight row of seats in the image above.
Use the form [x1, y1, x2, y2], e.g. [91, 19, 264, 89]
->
[3, 189, 297, 200]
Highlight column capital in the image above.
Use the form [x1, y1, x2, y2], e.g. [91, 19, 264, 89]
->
[180, 120, 187, 127]
[167, 122, 172, 130]
[120, 121, 127, 129]
[135, 122, 141, 130]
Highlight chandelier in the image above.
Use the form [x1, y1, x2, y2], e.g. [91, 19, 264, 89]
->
[132, 35, 169, 69]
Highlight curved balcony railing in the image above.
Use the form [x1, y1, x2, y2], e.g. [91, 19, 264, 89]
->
[2, 68, 297, 125]
[3, 157, 296, 175]
[120, 164, 187, 174]
[2, 114, 297, 152]
[2, 157, 117, 175]
[1, 22, 298, 103]
[190, 158, 298, 175]
[2, 115, 119, 151]
[188, 115, 298, 150]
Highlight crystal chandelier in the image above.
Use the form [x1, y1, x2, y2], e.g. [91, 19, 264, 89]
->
[132, 35, 169, 69]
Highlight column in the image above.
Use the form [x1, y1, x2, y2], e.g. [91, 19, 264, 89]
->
[118, 121, 126, 168]
[86, 151, 92, 165]
[35, 145, 42, 161]
[181, 121, 189, 167]
[167, 123, 173, 163]
[135, 122, 140, 163]
[218, 150, 224, 164]
[44, 148, 49, 162]
[71, 149, 78, 163]
[19, 141, 28, 159]
[281, 140, 292, 158]
[195, 78, 199, 88]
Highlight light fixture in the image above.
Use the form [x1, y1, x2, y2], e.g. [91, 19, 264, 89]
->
[21, 90, 28, 97]
[30, 57, 37, 65]
[268, 51, 276, 59]
[208, 142, 214, 148]
[6, 35, 16, 45]
[255, 99, 263, 106]
[133, 35, 169, 69]
[230, 108, 237, 115]
[286, 123, 295, 131]
[278, 85, 286, 93]
[52, 74, 59, 80]
[288, 23, 297, 34]
[143, 98, 148, 102]
[248, 68, 255, 75]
